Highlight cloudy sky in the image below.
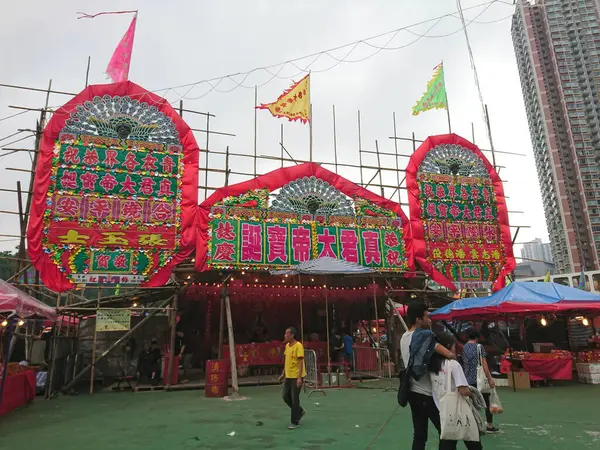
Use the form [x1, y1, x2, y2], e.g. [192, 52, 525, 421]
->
[0, 0, 545, 258]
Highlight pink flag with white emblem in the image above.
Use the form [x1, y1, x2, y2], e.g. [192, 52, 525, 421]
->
[106, 15, 137, 83]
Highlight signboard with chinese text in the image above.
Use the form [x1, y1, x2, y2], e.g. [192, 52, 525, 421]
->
[406, 134, 516, 291]
[96, 309, 131, 332]
[27, 82, 199, 291]
[196, 163, 411, 272]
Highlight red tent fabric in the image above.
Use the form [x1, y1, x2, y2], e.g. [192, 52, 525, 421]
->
[0, 279, 56, 320]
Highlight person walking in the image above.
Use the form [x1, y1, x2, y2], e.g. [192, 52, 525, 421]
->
[401, 303, 456, 450]
[429, 334, 483, 450]
[461, 329, 498, 433]
[279, 327, 306, 429]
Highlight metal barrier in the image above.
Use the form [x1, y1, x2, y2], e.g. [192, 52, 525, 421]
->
[303, 349, 326, 397]
[353, 346, 397, 392]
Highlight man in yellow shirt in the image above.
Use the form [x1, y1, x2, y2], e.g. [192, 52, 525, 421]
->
[278, 326, 306, 429]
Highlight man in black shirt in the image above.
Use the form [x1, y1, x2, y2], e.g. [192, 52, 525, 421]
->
[175, 331, 191, 380]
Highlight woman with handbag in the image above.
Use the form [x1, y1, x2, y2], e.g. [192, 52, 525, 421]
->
[461, 330, 498, 433]
[429, 334, 483, 450]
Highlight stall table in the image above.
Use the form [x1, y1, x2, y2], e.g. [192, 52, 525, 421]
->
[502, 351, 573, 382]
[0, 370, 36, 416]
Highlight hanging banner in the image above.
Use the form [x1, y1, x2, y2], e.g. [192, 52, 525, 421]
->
[27, 82, 199, 291]
[197, 163, 412, 272]
[96, 308, 131, 332]
[406, 134, 515, 291]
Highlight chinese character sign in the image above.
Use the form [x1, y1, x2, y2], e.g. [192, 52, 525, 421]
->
[209, 219, 407, 271]
[27, 82, 199, 291]
[406, 134, 516, 291]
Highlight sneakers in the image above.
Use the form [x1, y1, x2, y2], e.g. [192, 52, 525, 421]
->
[486, 426, 500, 434]
[288, 423, 300, 430]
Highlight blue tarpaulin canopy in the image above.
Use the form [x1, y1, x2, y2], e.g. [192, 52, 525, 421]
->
[431, 281, 600, 320]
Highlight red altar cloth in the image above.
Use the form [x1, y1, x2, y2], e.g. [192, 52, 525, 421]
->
[521, 359, 573, 381]
[0, 370, 36, 416]
[223, 341, 328, 367]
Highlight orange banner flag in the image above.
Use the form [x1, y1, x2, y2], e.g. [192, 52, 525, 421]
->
[256, 74, 310, 124]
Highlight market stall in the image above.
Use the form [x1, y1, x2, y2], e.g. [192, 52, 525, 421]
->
[431, 282, 600, 389]
[0, 279, 56, 415]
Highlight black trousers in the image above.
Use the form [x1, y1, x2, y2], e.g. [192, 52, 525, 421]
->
[282, 378, 302, 425]
[469, 384, 493, 424]
[408, 391, 441, 450]
[439, 439, 483, 450]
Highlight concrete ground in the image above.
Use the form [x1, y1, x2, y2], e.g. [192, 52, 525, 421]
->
[1, 382, 599, 449]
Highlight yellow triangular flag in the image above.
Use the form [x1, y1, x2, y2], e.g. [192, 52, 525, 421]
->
[544, 271, 551, 282]
[256, 74, 310, 124]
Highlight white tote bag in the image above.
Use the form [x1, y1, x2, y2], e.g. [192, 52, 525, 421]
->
[440, 365, 480, 442]
[476, 344, 491, 394]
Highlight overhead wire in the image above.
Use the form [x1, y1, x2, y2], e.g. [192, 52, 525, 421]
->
[155, 0, 515, 102]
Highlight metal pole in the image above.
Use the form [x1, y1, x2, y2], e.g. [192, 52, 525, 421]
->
[60, 296, 174, 395]
[166, 294, 179, 389]
[90, 287, 101, 395]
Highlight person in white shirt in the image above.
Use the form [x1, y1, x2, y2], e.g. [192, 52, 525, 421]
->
[401, 303, 456, 450]
[429, 334, 483, 450]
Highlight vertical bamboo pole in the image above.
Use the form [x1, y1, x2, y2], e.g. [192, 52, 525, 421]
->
[254, 86, 258, 176]
[90, 287, 101, 395]
[412, 132, 417, 153]
[325, 276, 330, 372]
[471, 122, 475, 144]
[204, 113, 210, 200]
[373, 279, 380, 344]
[85, 57, 91, 88]
[358, 110, 364, 186]
[309, 104, 313, 162]
[298, 274, 304, 342]
[225, 292, 240, 396]
[167, 294, 179, 389]
[392, 112, 401, 204]
[333, 105, 338, 173]
[484, 104, 497, 169]
[46, 293, 62, 398]
[375, 140, 384, 197]
[218, 292, 225, 360]
[280, 124, 284, 167]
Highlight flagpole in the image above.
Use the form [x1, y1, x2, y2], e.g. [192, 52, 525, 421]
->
[254, 85, 258, 176]
[308, 72, 313, 162]
[443, 61, 452, 133]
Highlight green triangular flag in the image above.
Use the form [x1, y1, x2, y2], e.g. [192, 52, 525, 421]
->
[412, 63, 448, 116]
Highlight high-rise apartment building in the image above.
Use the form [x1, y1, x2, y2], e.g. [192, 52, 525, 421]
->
[512, 0, 600, 273]
[521, 238, 553, 263]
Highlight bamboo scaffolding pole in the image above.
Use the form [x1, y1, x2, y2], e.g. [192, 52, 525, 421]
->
[46, 293, 62, 398]
[59, 295, 174, 395]
[166, 294, 179, 389]
[89, 287, 101, 395]
[332, 105, 338, 173]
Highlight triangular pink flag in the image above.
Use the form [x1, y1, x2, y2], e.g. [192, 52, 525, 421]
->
[106, 15, 137, 83]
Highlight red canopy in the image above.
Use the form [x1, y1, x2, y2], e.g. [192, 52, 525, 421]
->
[0, 279, 56, 320]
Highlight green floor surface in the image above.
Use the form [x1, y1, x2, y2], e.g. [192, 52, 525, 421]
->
[1, 383, 599, 449]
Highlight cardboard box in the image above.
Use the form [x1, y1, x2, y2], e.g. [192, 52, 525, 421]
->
[507, 371, 531, 389]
